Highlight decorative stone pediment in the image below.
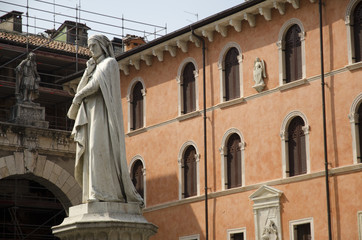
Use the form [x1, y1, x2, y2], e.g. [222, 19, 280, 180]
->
[249, 185, 283, 240]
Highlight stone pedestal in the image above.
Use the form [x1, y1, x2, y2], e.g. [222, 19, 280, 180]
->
[10, 103, 49, 128]
[253, 83, 265, 93]
[52, 202, 158, 240]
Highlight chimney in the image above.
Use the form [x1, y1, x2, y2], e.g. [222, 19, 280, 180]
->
[123, 35, 146, 51]
[0, 11, 23, 33]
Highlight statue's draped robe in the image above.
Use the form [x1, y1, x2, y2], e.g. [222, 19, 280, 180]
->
[71, 57, 143, 205]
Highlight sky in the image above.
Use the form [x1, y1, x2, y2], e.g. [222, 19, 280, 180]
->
[1, 0, 245, 41]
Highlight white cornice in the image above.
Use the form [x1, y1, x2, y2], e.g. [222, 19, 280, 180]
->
[117, 0, 316, 76]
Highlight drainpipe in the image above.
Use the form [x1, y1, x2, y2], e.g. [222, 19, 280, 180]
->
[191, 28, 208, 240]
[319, 1, 332, 239]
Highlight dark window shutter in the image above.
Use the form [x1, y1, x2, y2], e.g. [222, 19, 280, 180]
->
[132, 82, 144, 130]
[227, 134, 242, 188]
[224, 47, 240, 101]
[231, 233, 244, 240]
[183, 146, 197, 198]
[354, 2, 362, 62]
[285, 24, 302, 83]
[358, 104, 362, 162]
[296, 223, 311, 240]
[131, 160, 144, 198]
[288, 117, 306, 176]
[183, 63, 196, 114]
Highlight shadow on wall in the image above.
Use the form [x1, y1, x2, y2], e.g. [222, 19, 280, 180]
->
[144, 173, 205, 240]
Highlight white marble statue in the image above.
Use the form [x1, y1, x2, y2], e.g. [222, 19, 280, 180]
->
[253, 57, 266, 92]
[67, 35, 143, 206]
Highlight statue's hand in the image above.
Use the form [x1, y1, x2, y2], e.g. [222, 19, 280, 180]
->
[86, 58, 96, 76]
[73, 94, 82, 106]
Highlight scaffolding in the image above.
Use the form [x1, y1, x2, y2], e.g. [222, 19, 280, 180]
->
[0, 0, 167, 130]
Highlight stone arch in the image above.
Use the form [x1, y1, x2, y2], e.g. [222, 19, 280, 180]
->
[0, 151, 81, 209]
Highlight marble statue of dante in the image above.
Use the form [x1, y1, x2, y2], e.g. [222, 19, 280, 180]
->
[67, 34, 143, 206]
[15, 52, 40, 103]
[253, 57, 266, 86]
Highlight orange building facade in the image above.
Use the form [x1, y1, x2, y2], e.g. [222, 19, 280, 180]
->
[117, 0, 362, 239]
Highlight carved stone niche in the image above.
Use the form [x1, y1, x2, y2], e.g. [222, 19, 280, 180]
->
[249, 185, 283, 240]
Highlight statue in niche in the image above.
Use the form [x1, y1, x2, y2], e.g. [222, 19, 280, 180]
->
[261, 220, 279, 240]
[15, 52, 40, 103]
[67, 34, 143, 206]
[253, 57, 266, 92]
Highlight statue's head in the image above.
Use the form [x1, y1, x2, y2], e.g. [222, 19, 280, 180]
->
[88, 35, 115, 59]
[28, 52, 36, 61]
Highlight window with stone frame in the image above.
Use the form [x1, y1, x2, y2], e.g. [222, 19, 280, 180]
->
[354, 1, 362, 62]
[285, 24, 302, 83]
[357, 103, 362, 163]
[289, 218, 313, 240]
[183, 146, 197, 198]
[224, 47, 240, 101]
[131, 81, 144, 130]
[287, 116, 307, 176]
[131, 159, 144, 199]
[226, 133, 242, 189]
[182, 62, 196, 114]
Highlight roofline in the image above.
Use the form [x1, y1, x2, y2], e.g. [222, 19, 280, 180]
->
[116, 0, 265, 61]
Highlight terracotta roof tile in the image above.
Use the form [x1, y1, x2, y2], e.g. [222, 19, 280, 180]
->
[0, 31, 90, 56]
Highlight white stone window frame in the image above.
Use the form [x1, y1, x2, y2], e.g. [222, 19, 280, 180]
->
[176, 58, 199, 116]
[358, 211, 362, 240]
[280, 111, 311, 178]
[346, 0, 362, 69]
[227, 227, 246, 240]
[218, 42, 244, 103]
[349, 92, 362, 164]
[289, 217, 314, 240]
[126, 77, 146, 133]
[179, 234, 200, 240]
[277, 18, 307, 89]
[129, 155, 147, 207]
[178, 141, 200, 200]
[219, 128, 246, 190]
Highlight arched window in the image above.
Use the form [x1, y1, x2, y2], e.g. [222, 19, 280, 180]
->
[285, 24, 302, 83]
[287, 116, 307, 176]
[281, 111, 310, 178]
[224, 47, 240, 101]
[349, 93, 362, 164]
[131, 82, 144, 130]
[131, 160, 144, 199]
[183, 146, 197, 198]
[182, 62, 196, 114]
[358, 104, 362, 162]
[277, 19, 306, 87]
[226, 133, 242, 188]
[354, 2, 362, 62]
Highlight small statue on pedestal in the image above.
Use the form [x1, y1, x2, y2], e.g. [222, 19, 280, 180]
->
[15, 52, 40, 103]
[253, 57, 266, 93]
